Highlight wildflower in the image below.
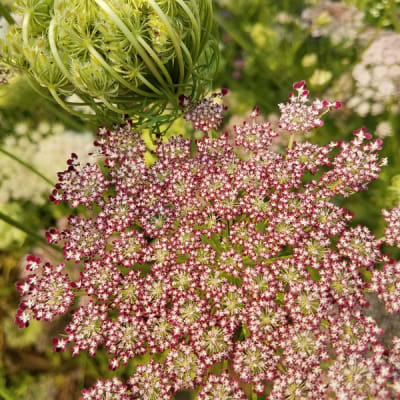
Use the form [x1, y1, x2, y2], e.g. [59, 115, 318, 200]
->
[278, 80, 341, 133]
[80, 378, 129, 400]
[383, 203, 400, 248]
[181, 89, 228, 133]
[14, 82, 400, 398]
[15, 256, 74, 328]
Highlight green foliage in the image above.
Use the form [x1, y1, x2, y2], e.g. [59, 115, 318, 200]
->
[1, 0, 217, 130]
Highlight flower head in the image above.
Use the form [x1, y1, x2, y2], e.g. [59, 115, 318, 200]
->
[15, 82, 400, 398]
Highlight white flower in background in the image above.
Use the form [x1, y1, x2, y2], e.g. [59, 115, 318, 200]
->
[302, 1, 366, 46]
[0, 128, 94, 204]
[351, 31, 400, 116]
[376, 121, 392, 138]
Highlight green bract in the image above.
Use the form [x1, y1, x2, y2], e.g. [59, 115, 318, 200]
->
[1, 0, 216, 129]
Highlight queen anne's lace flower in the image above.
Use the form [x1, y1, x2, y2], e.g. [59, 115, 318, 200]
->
[0, 130, 93, 204]
[278, 80, 341, 133]
[15, 82, 400, 399]
[383, 203, 400, 248]
[15, 257, 74, 328]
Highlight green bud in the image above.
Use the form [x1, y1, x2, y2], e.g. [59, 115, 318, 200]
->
[1, 0, 217, 127]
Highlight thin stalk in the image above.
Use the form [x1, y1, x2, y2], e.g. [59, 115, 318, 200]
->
[180, 41, 193, 82]
[49, 87, 95, 120]
[136, 35, 174, 86]
[0, 147, 54, 186]
[94, 0, 170, 91]
[26, 75, 56, 102]
[22, 10, 31, 47]
[0, 211, 62, 253]
[199, 0, 213, 54]
[389, 0, 400, 32]
[287, 133, 295, 151]
[101, 97, 137, 114]
[147, 0, 185, 83]
[0, 386, 14, 400]
[42, 100, 87, 132]
[176, 0, 201, 60]
[285, 133, 295, 160]
[87, 44, 160, 96]
[0, 4, 15, 25]
[48, 18, 74, 81]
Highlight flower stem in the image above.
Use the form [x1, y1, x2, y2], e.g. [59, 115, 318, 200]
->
[147, 0, 185, 84]
[176, 0, 201, 60]
[87, 44, 159, 97]
[0, 211, 62, 253]
[0, 4, 15, 25]
[94, 0, 170, 91]
[22, 10, 31, 47]
[287, 133, 295, 151]
[0, 147, 54, 186]
[49, 88, 95, 120]
[389, 0, 400, 33]
[42, 101, 87, 132]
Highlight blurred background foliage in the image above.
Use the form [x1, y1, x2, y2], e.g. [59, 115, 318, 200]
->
[0, 0, 399, 399]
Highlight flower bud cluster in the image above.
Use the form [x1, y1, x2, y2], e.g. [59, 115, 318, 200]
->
[15, 81, 400, 399]
[383, 203, 400, 248]
[15, 255, 74, 328]
[278, 80, 341, 133]
[181, 89, 228, 133]
[1, 0, 215, 124]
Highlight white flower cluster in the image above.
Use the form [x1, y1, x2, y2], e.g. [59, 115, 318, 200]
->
[302, 1, 365, 46]
[0, 127, 94, 204]
[349, 31, 400, 117]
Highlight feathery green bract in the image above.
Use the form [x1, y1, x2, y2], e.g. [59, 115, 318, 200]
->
[0, 0, 217, 132]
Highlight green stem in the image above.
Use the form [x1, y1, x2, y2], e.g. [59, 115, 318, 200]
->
[49, 87, 95, 120]
[48, 17, 74, 82]
[42, 101, 87, 132]
[22, 10, 31, 47]
[0, 147, 54, 186]
[0, 4, 15, 25]
[176, 0, 201, 60]
[136, 35, 174, 87]
[0, 386, 15, 400]
[87, 44, 159, 97]
[287, 133, 295, 151]
[389, 0, 400, 32]
[101, 97, 137, 114]
[94, 0, 170, 91]
[147, 0, 185, 83]
[199, 0, 214, 54]
[0, 211, 62, 253]
[265, 255, 293, 265]
[180, 41, 193, 83]
[25, 75, 56, 102]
